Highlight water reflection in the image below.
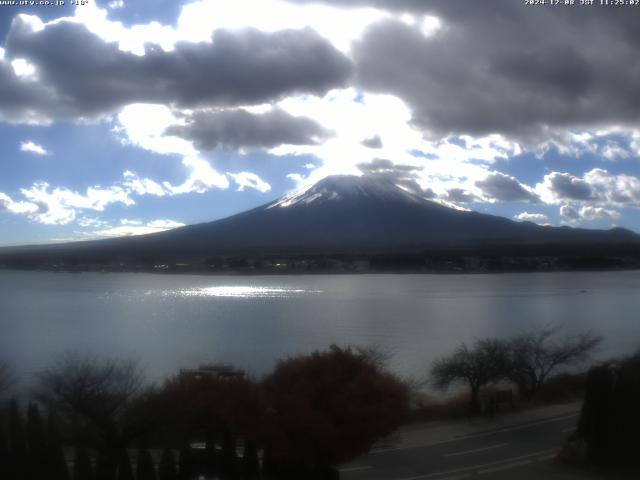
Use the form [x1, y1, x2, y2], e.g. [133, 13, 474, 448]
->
[161, 285, 322, 298]
[2, 270, 640, 384]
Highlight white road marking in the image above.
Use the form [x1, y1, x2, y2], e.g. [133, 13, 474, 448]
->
[478, 459, 532, 474]
[393, 448, 556, 480]
[370, 413, 578, 455]
[339, 465, 372, 473]
[444, 443, 508, 457]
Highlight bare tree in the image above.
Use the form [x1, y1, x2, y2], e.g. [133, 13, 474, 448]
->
[430, 339, 509, 414]
[507, 326, 602, 400]
[356, 344, 396, 369]
[33, 352, 149, 473]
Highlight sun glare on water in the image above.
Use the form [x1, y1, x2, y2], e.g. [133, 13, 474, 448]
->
[163, 286, 321, 298]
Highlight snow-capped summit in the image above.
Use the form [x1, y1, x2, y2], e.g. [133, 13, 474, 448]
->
[267, 175, 425, 209]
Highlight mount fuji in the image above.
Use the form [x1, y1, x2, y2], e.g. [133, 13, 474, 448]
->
[1, 175, 639, 268]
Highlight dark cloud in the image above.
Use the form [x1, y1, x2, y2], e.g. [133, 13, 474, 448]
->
[0, 54, 60, 124]
[357, 158, 416, 176]
[5, 1, 640, 146]
[560, 205, 580, 221]
[361, 134, 382, 149]
[345, 1, 640, 142]
[475, 172, 539, 203]
[444, 188, 478, 204]
[1, 17, 352, 123]
[421, 187, 437, 199]
[356, 158, 433, 196]
[165, 108, 332, 151]
[545, 172, 596, 201]
[610, 191, 634, 204]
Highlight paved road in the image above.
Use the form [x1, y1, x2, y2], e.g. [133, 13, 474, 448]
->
[340, 409, 585, 480]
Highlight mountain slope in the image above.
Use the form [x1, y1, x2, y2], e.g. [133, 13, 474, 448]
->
[1, 175, 639, 264]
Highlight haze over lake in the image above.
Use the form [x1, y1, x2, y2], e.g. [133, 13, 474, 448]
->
[2, 270, 638, 386]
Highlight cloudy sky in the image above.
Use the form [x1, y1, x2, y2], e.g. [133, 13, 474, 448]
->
[1, 0, 640, 245]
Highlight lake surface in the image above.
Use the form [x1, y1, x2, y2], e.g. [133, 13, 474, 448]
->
[1, 270, 639, 387]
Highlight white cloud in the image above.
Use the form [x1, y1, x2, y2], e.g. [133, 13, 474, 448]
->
[0, 192, 41, 215]
[19, 182, 134, 225]
[578, 206, 620, 221]
[77, 217, 109, 228]
[122, 171, 166, 196]
[515, 212, 548, 224]
[228, 172, 271, 193]
[286, 173, 305, 184]
[20, 141, 48, 155]
[91, 219, 185, 238]
[163, 157, 230, 194]
[120, 219, 143, 226]
[583, 168, 640, 206]
[601, 143, 631, 161]
[530, 127, 640, 162]
[0, 155, 258, 229]
[537, 168, 640, 208]
[560, 204, 620, 224]
[69, 3, 179, 55]
[108, 0, 124, 9]
[147, 219, 184, 229]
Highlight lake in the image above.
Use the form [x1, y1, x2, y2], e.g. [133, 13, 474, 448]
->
[1, 269, 639, 388]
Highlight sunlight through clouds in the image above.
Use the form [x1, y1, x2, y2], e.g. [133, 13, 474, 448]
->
[2, 0, 640, 242]
[116, 104, 196, 156]
[176, 0, 389, 54]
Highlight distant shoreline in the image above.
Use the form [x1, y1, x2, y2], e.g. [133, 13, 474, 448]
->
[3, 241, 640, 276]
[4, 245, 640, 276]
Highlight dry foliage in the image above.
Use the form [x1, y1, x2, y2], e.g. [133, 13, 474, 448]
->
[261, 345, 410, 469]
